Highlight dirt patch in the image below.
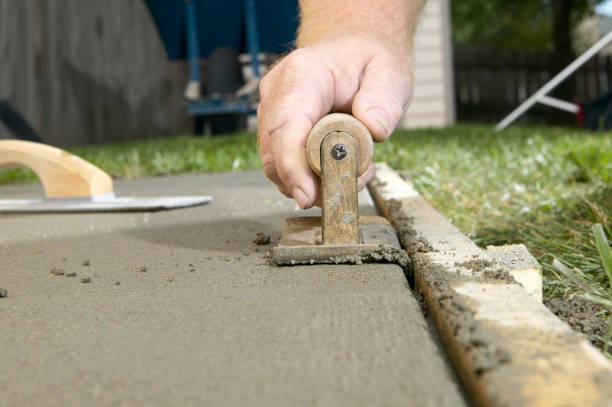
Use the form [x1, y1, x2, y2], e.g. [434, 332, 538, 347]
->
[544, 297, 609, 350]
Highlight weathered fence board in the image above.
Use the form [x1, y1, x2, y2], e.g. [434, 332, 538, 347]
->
[454, 44, 612, 124]
[0, 0, 190, 146]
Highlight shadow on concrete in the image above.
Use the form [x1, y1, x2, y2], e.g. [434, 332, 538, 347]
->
[127, 215, 282, 253]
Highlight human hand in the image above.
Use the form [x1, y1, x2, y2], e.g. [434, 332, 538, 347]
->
[257, 33, 414, 209]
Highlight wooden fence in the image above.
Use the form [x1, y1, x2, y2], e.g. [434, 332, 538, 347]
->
[0, 0, 190, 146]
[454, 44, 612, 124]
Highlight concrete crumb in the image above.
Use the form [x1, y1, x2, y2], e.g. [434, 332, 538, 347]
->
[0, 288, 7, 298]
[242, 249, 250, 256]
[81, 260, 90, 266]
[139, 266, 150, 272]
[253, 232, 270, 245]
[167, 276, 174, 282]
[50, 267, 65, 276]
[81, 277, 92, 284]
[65, 272, 77, 277]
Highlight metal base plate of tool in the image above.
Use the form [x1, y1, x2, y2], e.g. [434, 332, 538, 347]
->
[274, 215, 401, 265]
[273, 113, 402, 266]
[0, 194, 212, 213]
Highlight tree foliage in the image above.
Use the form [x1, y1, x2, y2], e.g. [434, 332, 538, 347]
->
[451, 0, 600, 50]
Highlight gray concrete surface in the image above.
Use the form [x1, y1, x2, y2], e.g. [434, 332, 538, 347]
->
[0, 171, 466, 407]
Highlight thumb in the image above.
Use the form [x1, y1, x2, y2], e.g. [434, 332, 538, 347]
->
[352, 57, 413, 142]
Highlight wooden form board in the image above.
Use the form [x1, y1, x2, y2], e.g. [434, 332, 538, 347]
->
[369, 163, 612, 407]
[0, 1, 189, 145]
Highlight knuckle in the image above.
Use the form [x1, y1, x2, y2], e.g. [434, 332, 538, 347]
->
[256, 102, 265, 121]
[262, 157, 275, 177]
[274, 156, 295, 185]
[283, 49, 309, 69]
[258, 74, 272, 101]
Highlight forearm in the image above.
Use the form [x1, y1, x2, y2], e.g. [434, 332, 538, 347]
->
[297, 0, 426, 53]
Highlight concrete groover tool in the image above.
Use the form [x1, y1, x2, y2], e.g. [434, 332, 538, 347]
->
[0, 140, 211, 213]
[273, 113, 401, 265]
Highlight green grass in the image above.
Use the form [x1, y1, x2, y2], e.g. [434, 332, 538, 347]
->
[2, 123, 611, 312]
[0, 132, 261, 183]
[374, 124, 611, 297]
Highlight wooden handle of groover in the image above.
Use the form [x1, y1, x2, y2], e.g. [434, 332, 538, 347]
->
[305, 113, 373, 177]
[0, 140, 113, 198]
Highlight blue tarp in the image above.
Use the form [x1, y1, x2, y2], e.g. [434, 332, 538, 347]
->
[145, 0, 299, 60]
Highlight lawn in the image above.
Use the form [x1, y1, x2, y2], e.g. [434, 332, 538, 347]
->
[2, 123, 611, 346]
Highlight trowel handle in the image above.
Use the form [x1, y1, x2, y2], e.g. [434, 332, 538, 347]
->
[305, 113, 373, 177]
[0, 140, 113, 198]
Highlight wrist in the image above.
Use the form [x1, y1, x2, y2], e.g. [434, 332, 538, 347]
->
[297, 0, 424, 55]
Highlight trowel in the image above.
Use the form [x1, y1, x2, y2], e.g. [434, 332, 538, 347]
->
[273, 113, 401, 265]
[0, 140, 211, 213]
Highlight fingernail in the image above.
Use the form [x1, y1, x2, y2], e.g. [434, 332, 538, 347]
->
[367, 108, 390, 138]
[293, 187, 309, 209]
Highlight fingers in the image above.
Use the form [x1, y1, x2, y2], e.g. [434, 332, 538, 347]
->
[352, 56, 414, 142]
[357, 162, 376, 192]
[258, 40, 412, 209]
[258, 51, 335, 208]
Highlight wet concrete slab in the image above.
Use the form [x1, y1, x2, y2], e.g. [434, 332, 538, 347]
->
[0, 171, 466, 406]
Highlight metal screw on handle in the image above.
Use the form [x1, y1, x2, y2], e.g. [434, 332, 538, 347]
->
[331, 143, 348, 160]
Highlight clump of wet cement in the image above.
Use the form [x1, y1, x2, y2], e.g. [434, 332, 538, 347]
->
[454, 259, 517, 284]
[386, 199, 433, 254]
[276, 246, 413, 284]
